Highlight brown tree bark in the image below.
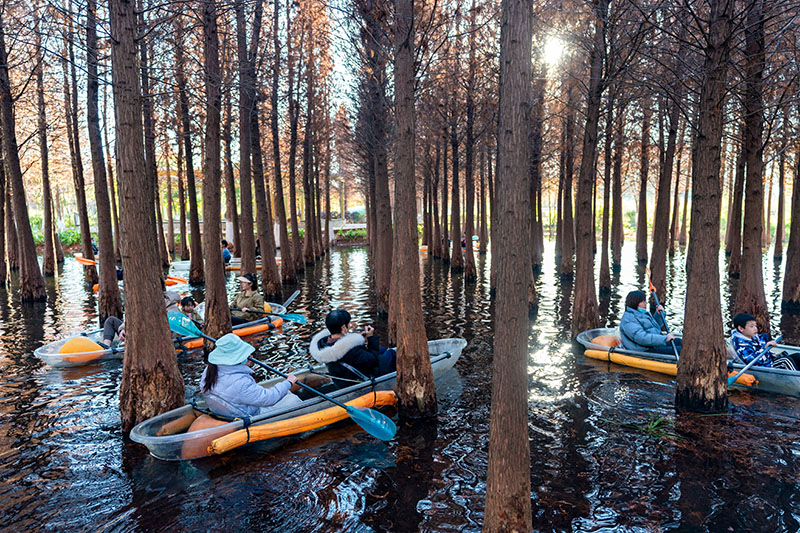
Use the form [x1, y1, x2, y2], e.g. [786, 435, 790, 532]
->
[202, 0, 233, 343]
[559, 83, 576, 276]
[271, 0, 296, 283]
[176, 127, 189, 261]
[393, 0, 436, 418]
[234, 0, 258, 275]
[669, 137, 684, 256]
[774, 129, 786, 262]
[4, 171, 17, 272]
[530, 82, 545, 271]
[111, 0, 184, 431]
[484, 0, 533, 527]
[441, 128, 449, 262]
[223, 90, 240, 256]
[286, 1, 304, 274]
[302, 23, 317, 266]
[449, 121, 463, 271]
[599, 96, 614, 293]
[462, 0, 477, 281]
[103, 84, 121, 262]
[678, 174, 689, 245]
[675, 0, 734, 413]
[727, 134, 745, 277]
[781, 138, 800, 308]
[734, 0, 769, 332]
[610, 103, 624, 268]
[34, 10, 55, 277]
[478, 142, 487, 254]
[636, 101, 650, 264]
[63, 9, 97, 284]
[252, 107, 282, 298]
[570, 0, 607, 338]
[432, 138, 442, 258]
[0, 158, 5, 285]
[88, 0, 123, 321]
[164, 137, 175, 254]
[0, 14, 46, 301]
[175, 19, 204, 283]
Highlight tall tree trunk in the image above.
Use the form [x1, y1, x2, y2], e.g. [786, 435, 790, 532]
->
[530, 82, 545, 271]
[302, 26, 317, 266]
[176, 128, 189, 260]
[164, 137, 175, 254]
[234, 0, 257, 275]
[484, 0, 533, 526]
[774, 133, 786, 262]
[669, 137, 683, 256]
[449, 121, 463, 271]
[462, 0, 477, 280]
[636, 101, 650, 264]
[679, 173, 689, 245]
[763, 165, 773, 247]
[599, 95, 614, 293]
[781, 137, 800, 308]
[432, 138, 442, 258]
[675, 0, 734, 412]
[649, 88, 682, 300]
[324, 133, 332, 251]
[103, 84, 121, 262]
[175, 21, 204, 283]
[610, 103, 624, 268]
[0, 15, 45, 300]
[202, 0, 233, 342]
[570, 0, 607, 338]
[88, 0, 123, 321]
[734, 0, 769, 332]
[63, 8, 97, 284]
[271, 0, 296, 283]
[252, 108, 282, 298]
[0, 157, 5, 284]
[223, 91, 240, 256]
[559, 84, 576, 276]
[287, 2, 303, 274]
[441, 129, 449, 262]
[478, 142, 487, 254]
[111, 0, 184, 431]
[34, 10, 55, 277]
[5, 172, 18, 272]
[727, 134, 745, 277]
[393, 0, 436, 417]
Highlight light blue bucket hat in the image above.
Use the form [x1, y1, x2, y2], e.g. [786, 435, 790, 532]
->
[208, 333, 255, 365]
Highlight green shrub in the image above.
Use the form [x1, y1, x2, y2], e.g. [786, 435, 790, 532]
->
[59, 229, 81, 246]
[30, 214, 43, 232]
[336, 228, 367, 241]
[33, 231, 44, 246]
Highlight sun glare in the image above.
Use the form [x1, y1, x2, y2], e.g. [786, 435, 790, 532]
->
[543, 36, 565, 67]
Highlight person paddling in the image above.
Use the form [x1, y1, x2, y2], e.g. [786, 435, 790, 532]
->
[200, 333, 300, 418]
[619, 290, 682, 355]
[230, 273, 264, 325]
[730, 313, 799, 370]
[310, 309, 396, 385]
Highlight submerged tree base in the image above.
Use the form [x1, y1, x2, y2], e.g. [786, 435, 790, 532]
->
[675, 388, 728, 414]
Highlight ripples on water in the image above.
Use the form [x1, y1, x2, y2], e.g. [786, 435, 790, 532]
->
[0, 242, 797, 531]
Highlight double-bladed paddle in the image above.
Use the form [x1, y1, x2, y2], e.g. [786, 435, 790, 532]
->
[166, 312, 396, 441]
[728, 335, 782, 386]
[230, 307, 308, 324]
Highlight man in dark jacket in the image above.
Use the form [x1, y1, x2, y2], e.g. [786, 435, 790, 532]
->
[309, 309, 396, 384]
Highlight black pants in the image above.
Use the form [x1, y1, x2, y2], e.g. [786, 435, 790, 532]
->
[646, 338, 682, 355]
[103, 316, 123, 342]
[231, 315, 249, 326]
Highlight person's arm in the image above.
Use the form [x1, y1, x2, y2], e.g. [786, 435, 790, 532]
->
[624, 317, 668, 347]
[733, 337, 766, 364]
[238, 376, 295, 408]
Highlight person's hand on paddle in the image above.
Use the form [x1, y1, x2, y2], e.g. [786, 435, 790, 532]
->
[241, 307, 249, 313]
[362, 325, 374, 338]
[666, 333, 675, 343]
[656, 305, 665, 314]
[286, 374, 298, 384]
[767, 340, 778, 347]
[119, 327, 126, 342]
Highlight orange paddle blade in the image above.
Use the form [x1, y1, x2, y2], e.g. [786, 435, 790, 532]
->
[728, 371, 758, 387]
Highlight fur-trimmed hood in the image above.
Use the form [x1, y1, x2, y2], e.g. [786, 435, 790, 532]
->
[309, 329, 366, 363]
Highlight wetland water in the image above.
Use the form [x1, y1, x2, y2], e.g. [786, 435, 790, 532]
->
[0, 242, 798, 531]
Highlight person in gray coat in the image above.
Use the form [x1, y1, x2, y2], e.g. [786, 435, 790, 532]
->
[619, 291, 682, 355]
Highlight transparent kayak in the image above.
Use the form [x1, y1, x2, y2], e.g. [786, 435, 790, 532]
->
[130, 338, 467, 460]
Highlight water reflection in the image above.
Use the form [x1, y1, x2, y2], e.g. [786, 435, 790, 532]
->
[0, 242, 796, 530]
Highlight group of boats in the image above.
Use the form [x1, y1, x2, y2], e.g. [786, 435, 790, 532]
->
[34, 256, 468, 461]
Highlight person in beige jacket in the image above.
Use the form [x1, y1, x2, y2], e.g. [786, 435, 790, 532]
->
[230, 273, 265, 325]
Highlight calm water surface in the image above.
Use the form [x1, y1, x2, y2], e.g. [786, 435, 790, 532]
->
[0, 242, 797, 531]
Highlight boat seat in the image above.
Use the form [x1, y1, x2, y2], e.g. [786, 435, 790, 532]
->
[591, 335, 621, 348]
[725, 340, 742, 363]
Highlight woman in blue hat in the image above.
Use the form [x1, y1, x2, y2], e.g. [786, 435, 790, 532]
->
[200, 333, 300, 418]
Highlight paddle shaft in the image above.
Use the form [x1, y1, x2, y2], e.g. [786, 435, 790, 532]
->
[282, 290, 300, 309]
[229, 307, 306, 323]
[729, 335, 782, 385]
[646, 269, 679, 360]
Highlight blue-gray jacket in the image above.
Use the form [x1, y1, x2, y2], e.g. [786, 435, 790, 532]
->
[619, 307, 667, 351]
[200, 363, 292, 418]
